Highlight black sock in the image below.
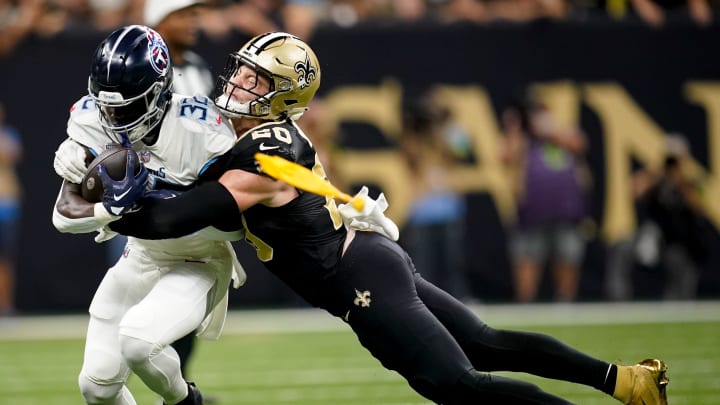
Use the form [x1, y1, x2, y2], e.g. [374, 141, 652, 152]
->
[171, 332, 196, 374]
[601, 364, 618, 395]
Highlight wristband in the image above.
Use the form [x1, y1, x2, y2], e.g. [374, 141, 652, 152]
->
[94, 202, 121, 226]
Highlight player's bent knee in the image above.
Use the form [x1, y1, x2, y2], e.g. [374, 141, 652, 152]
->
[78, 371, 124, 404]
[408, 377, 443, 403]
[409, 370, 498, 404]
[78, 348, 126, 403]
[118, 334, 157, 367]
[408, 373, 465, 403]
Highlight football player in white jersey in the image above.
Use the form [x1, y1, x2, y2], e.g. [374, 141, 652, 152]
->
[51, 25, 244, 405]
[143, 0, 217, 388]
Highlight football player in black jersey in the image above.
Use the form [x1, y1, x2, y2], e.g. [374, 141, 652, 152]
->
[108, 32, 669, 405]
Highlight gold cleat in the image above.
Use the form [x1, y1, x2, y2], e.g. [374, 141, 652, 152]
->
[614, 359, 669, 405]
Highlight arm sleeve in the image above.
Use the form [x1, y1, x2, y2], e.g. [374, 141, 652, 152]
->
[52, 185, 118, 234]
[110, 182, 242, 240]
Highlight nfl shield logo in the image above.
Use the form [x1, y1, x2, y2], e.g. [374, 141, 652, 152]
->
[140, 150, 152, 163]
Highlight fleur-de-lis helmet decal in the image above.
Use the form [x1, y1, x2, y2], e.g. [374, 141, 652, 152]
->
[295, 56, 317, 89]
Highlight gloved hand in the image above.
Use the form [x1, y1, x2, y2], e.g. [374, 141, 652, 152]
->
[53, 139, 87, 184]
[338, 186, 400, 241]
[94, 226, 119, 243]
[98, 151, 148, 216]
[95, 182, 169, 244]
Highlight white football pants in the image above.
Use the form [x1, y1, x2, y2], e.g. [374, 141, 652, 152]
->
[78, 239, 233, 405]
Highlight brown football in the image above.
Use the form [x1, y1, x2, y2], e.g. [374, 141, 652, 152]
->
[81, 146, 141, 203]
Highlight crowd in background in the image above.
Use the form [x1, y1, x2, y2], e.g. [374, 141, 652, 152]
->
[2, 0, 720, 57]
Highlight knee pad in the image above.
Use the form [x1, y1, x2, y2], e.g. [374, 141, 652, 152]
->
[118, 334, 157, 368]
[78, 371, 125, 405]
[78, 347, 128, 404]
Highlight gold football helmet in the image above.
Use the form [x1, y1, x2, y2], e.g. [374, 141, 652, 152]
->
[214, 32, 321, 121]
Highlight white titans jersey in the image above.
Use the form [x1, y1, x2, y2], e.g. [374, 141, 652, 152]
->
[66, 93, 238, 256]
[172, 51, 214, 97]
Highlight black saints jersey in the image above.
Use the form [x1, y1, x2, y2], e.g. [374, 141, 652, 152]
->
[227, 119, 347, 305]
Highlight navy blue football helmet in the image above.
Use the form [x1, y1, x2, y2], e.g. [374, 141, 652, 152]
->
[88, 25, 173, 144]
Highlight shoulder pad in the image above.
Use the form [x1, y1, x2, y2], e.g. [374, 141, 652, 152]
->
[243, 121, 297, 148]
[68, 96, 98, 122]
[229, 122, 300, 175]
[67, 96, 109, 153]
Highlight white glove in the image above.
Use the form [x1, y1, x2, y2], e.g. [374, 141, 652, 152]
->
[338, 186, 400, 241]
[54, 139, 87, 184]
[94, 226, 119, 243]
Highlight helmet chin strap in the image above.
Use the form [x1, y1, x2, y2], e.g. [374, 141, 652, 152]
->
[288, 110, 306, 121]
[215, 94, 251, 118]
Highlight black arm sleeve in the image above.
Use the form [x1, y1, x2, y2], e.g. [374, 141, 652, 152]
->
[109, 182, 241, 240]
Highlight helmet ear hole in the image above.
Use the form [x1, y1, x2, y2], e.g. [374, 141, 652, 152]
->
[284, 99, 297, 106]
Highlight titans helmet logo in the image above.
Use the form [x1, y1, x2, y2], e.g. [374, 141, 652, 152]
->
[294, 56, 317, 89]
[146, 29, 169, 75]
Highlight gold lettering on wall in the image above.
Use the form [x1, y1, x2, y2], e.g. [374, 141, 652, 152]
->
[583, 83, 667, 243]
[321, 80, 720, 239]
[431, 86, 513, 221]
[321, 80, 408, 222]
[323, 79, 403, 139]
[685, 82, 720, 228]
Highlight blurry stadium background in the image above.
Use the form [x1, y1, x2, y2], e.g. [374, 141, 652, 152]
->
[1, 0, 720, 403]
[2, 7, 720, 312]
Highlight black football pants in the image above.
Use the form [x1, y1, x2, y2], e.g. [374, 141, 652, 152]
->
[335, 232, 610, 404]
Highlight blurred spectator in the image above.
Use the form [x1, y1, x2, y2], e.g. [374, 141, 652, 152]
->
[296, 97, 342, 183]
[327, 0, 387, 27]
[0, 0, 43, 57]
[202, 0, 322, 40]
[0, 102, 22, 317]
[147, 0, 213, 96]
[604, 235, 635, 301]
[630, 0, 713, 27]
[501, 91, 591, 303]
[398, 89, 471, 301]
[392, 0, 429, 21]
[470, 0, 571, 22]
[33, 0, 92, 36]
[1, 0, 137, 54]
[282, 0, 323, 39]
[88, 0, 133, 31]
[632, 134, 710, 299]
[433, 0, 488, 23]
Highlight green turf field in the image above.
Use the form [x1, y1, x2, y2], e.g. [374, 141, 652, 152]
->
[0, 307, 718, 404]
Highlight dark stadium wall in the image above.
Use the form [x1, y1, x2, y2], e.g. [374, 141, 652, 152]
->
[3, 21, 719, 312]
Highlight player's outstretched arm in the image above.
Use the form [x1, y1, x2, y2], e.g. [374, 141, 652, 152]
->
[111, 166, 290, 239]
[110, 181, 242, 239]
